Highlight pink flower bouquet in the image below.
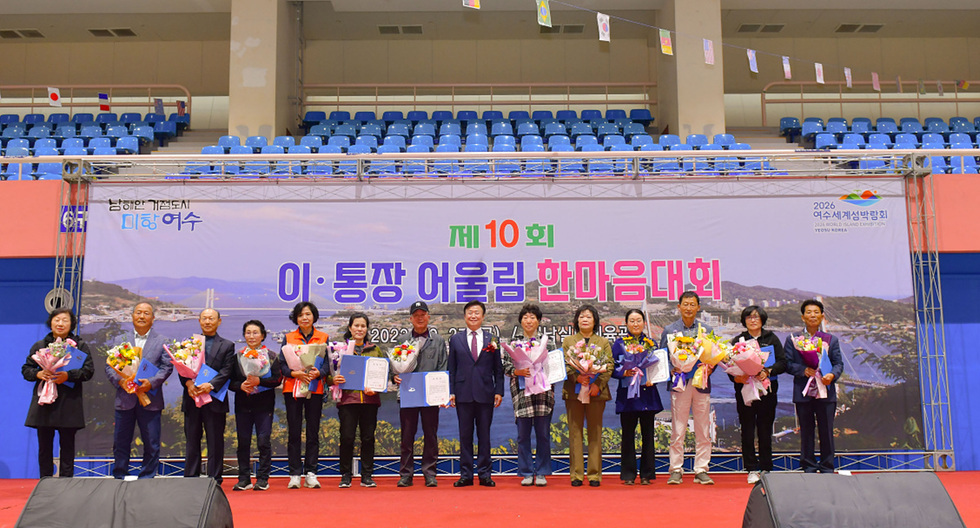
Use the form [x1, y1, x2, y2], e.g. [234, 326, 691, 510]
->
[165, 335, 210, 407]
[503, 335, 550, 396]
[325, 341, 354, 401]
[31, 337, 75, 405]
[565, 339, 607, 404]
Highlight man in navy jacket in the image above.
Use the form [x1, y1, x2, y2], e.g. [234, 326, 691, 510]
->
[448, 300, 503, 487]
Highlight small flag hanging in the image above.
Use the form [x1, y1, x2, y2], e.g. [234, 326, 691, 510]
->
[659, 29, 673, 56]
[844, 67, 852, 89]
[918, 79, 926, 95]
[154, 98, 165, 116]
[937, 81, 944, 97]
[536, 0, 551, 28]
[896, 75, 903, 93]
[597, 13, 610, 42]
[47, 87, 62, 107]
[782, 56, 792, 80]
[703, 39, 714, 65]
[815, 63, 825, 84]
[957, 79, 970, 90]
[462, 0, 480, 8]
[177, 100, 186, 117]
[872, 72, 881, 92]
[747, 49, 758, 74]
[99, 92, 110, 112]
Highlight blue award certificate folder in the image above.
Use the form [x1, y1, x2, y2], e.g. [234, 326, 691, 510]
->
[399, 371, 451, 408]
[196, 364, 230, 401]
[339, 355, 389, 393]
[254, 368, 274, 393]
[761, 345, 775, 368]
[307, 356, 325, 393]
[136, 358, 160, 396]
[58, 346, 87, 388]
[819, 350, 833, 374]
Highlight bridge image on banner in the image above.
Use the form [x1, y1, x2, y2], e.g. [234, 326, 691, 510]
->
[72, 177, 920, 477]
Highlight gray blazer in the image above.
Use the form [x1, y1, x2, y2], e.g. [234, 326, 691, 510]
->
[396, 327, 448, 373]
[105, 328, 174, 412]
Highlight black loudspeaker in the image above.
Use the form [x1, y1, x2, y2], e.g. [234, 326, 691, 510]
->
[743, 472, 965, 528]
[16, 477, 233, 528]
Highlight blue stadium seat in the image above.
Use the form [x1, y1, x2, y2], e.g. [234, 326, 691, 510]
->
[245, 135, 268, 153]
[329, 111, 351, 121]
[521, 135, 544, 151]
[508, 111, 530, 122]
[629, 108, 654, 126]
[658, 134, 681, 149]
[522, 141, 549, 175]
[327, 135, 351, 152]
[153, 121, 177, 145]
[382, 135, 406, 152]
[556, 110, 578, 123]
[116, 136, 140, 155]
[569, 122, 593, 139]
[307, 144, 342, 176]
[466, 122, 488, 137]
[79, 125, 104, 141]
[532, 110, 554, 123]
[355, 135, 379, 152]
[217, 135, 241, 153]
[431, 110, 454, 123]
[381, 111, 404, 124]
[402, 143, 430, 176]
[580, 109, 603, 122]
[431, 143, 459, 174]
[353, 111, 376, 123]
[575, 135, 599, 150]
[491, 142, 521, 174]
[605, 109, 627, 121]
[623, 123, 646, 141]
[299, 135, 323, 152]
[60, 138, 87, 154]
[410, 135, 434, 149]
[456, 110, 479, 124]
[406, 111, 428, 123]
[603, 135, 627, 149]
[550, 143, 584, 175]
[387, 122, 411, 138]
[120, 113, 142, 126]
[631, 134, 655, 150]
[686, 134, 709, 149]
[779, 117, 801, 142]
[132, 126, 155, 146]
[814, 133, 837, 150]
[481, 110, 504, 122]
[273, 136, 296, 149]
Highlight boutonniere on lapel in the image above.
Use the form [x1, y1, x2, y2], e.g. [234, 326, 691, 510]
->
[483, 337, 499, 354]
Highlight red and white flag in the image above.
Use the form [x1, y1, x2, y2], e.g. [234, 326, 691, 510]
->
[47, 87, 62, 107]
[814, 63, 825, 85]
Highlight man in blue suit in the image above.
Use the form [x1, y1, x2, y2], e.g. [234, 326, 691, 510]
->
[106, 302, 174, 479]
[448, 300, 503, 487]
[784, 299, 844, 473]
[181, 308, 236, 483]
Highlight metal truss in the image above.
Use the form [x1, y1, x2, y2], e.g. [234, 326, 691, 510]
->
[70, 451, 935, 478]
[56, 149, 950, 476]
[905, 161, 955, 470]
[51, 177, 90, 317]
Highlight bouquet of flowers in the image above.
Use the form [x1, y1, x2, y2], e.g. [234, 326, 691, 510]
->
[106, 342, 150, 407]
[619, 336, 661, 399]
[666, 332, 699, 392]
[388, 341, 420, 376]
[721, 339, 772, 405]
[503, 335, 550, 396]
[238, 346, 271, 394]
[164, 335, 210, 407]
[690, 327, 731, 390]
[565, 339, 608, 404]
[792, 334, 827, 399]
[326, 341, 355, 401]
[282, 343, 328, 399]
[31, 337, 75, 405]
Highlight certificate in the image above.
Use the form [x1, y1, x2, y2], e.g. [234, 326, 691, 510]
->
[543, 348, 568, 385]
[399, 371, 450, 408]
[195, 364, 230, 401]
[339, 355, 389, 393]
[59, 346, 87, 388]
[644, 348, 670, 384]
[761, 345, 775, 368]
[135, 358, 160, 396]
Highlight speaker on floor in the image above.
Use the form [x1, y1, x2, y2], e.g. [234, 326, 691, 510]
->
[743, 472, 965, 528]
[16, 477, 233, 528]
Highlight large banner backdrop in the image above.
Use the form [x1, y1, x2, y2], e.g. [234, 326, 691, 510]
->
[76, 178, 922, 460]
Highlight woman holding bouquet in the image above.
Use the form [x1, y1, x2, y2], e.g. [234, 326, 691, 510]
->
[729, 306, 786, 484]
[231, 320, 282, 491]
[22, 307, 95, 478]
[280, 301, 329, 489]
[328, 312, 386, 488]
[562, 304, 612, 487]
[502, 303, 556, 487]
[611, 309, 663, 485]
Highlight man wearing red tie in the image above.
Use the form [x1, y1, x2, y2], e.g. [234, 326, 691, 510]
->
[448, 300, 504, 487]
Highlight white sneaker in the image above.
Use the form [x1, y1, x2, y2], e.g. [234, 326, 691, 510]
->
[287, 475, 301, 489]
[534, 475, 547, 487]
[521, 476, 534, 486]
[747, 471, 761, 484]
[304, 472, 321, 489]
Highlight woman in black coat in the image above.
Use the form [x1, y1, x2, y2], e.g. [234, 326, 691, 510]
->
[729, 305, 786, 484]
[22, 308, 95, 478]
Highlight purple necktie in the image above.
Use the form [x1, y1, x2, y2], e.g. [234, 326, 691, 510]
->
[470, 331, 479, 362]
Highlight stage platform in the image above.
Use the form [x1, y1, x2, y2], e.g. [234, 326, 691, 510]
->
[0, 472, 976, 527]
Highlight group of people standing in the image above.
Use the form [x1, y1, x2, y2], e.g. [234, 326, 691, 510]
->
[21, 293, 844, 488]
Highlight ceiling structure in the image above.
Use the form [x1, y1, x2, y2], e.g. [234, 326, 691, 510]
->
[0, 1, 978, 42]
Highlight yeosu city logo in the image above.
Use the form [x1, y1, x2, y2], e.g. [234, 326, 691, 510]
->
[839, 190, 881, 207]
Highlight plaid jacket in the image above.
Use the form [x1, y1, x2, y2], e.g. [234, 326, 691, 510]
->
[502, 333, 556, 418]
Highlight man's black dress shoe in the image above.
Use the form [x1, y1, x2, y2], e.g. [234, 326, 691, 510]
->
[571, 479, 583, 487]
[425, 477, 438, 487]
[397, 476, 413, 487]
[479, 477, 496, 487]
[453, 478, 473, 487]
